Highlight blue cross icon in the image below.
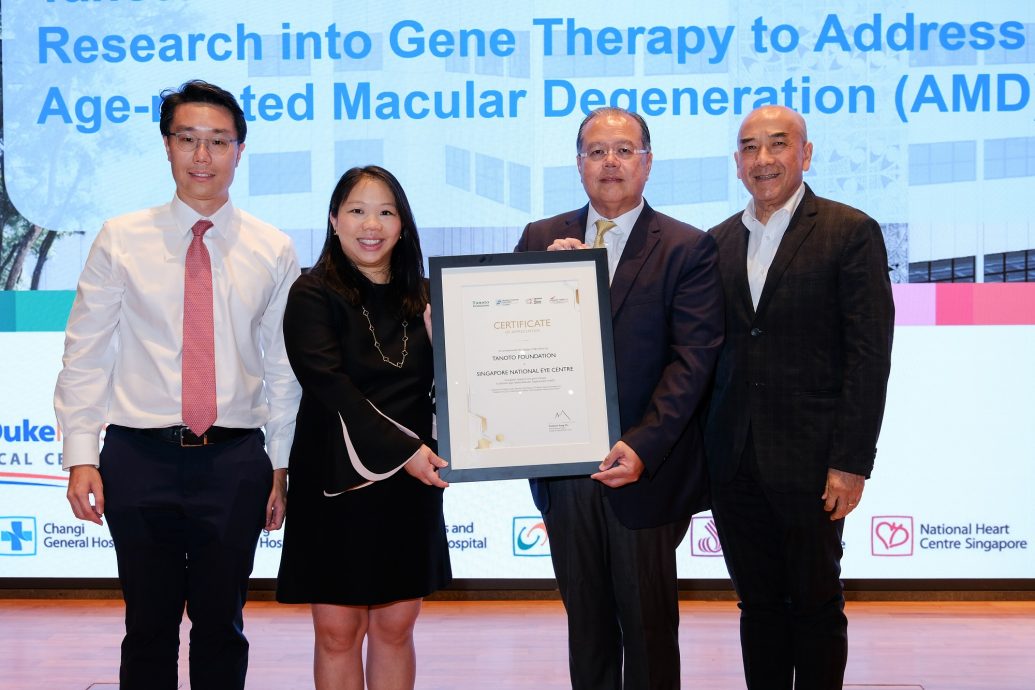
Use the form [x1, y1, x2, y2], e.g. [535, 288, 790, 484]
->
[1, 520, 35, 553]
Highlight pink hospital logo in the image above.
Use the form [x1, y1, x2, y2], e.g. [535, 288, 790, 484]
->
[871, 516, 914, 556]
[690, 515, 723, 557]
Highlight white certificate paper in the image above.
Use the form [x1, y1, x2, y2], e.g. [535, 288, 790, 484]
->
[462, 279, 589, 450]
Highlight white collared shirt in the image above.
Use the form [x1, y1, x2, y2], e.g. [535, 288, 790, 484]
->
[54, 194, 302, 469]
[742, 184, 806, 308]
[587, 199, 645, 283]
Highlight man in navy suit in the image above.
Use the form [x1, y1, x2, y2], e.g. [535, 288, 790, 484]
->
[515, 107, 724, 689]
[705, 105, 894, 689]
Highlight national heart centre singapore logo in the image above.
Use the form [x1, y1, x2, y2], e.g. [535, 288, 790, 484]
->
[871, 516, 913, 556]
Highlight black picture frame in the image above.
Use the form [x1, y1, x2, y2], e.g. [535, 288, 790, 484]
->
[430, 249, 620, 482]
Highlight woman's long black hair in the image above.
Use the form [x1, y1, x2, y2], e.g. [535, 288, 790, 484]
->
[311, 166, 427, 318]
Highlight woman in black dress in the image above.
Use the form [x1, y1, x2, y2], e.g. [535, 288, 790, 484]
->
[277, 166, 450, 689]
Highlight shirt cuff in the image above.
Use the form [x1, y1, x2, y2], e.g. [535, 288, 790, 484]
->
[265, 437, 290, 470]
[62, 433, 102, 470]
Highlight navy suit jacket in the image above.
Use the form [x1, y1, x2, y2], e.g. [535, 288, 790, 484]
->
[515, 202, 724, 529]
[704, 185, 895, 492]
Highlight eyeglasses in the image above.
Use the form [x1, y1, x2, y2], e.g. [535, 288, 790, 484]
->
[168, 132, 238, 155]
[577, 146, 650, 162]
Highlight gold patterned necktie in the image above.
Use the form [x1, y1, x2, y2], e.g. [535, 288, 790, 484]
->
[593, 219, 617, 249]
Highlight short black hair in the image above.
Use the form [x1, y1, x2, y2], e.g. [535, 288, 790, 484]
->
[575, 107, 651, 153]
[159, 80, 247, 144]
[312, 166, 427, 318]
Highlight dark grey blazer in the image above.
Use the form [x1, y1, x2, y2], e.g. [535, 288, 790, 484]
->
[704, 184, 895, 492]
[515, 201, 724, 529]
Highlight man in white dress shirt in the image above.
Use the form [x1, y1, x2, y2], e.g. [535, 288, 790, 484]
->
[54, 80, 301, 690]
[704, 105, 894, 689]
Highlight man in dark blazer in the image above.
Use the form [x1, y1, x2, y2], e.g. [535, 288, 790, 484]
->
[515, 107, 724, 689]
[704, 105, 894, 689]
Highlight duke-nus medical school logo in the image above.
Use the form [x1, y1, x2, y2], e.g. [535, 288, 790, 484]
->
[690, 515, 723, 557]
[872, 516, 914, 556]
[512, 516, 550, 557]
[0, 516, 37, 556]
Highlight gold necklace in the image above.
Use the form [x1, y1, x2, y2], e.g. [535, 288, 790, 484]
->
[361, 306, 408, 368]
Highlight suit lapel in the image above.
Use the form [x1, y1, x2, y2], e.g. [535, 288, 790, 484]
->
[610, 203, 660, 317]
[565, 206, 590, 244]
[755, 187, 819, 317]
[723, 220, 753, 316]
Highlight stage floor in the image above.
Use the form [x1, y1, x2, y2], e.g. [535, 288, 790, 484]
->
[2, 599, 1033, 689]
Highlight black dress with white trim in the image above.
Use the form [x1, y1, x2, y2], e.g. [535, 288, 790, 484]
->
[276, 272, 450, 606]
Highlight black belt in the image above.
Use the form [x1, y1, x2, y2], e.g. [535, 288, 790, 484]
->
[110, 424, 256, 448]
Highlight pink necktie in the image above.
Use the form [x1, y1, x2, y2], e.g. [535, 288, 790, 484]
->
[182, 219, 216, 436]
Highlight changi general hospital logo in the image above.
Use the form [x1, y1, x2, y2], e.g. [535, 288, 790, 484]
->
[512, 516, 550, 557]
[871, 515, 914, 556]
[690, 515, 723, 557]
[0, 516, 37, 556]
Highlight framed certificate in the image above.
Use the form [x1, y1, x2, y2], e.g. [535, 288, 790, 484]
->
[430, 250, 620, 482]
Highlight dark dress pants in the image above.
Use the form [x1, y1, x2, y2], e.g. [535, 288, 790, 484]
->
[99, 426, 272, 690]
[541, 476, 689, 690]
[710, 434, 847, 690]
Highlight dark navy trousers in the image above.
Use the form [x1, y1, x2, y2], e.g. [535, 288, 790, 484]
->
[100, 426, 272, 690]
